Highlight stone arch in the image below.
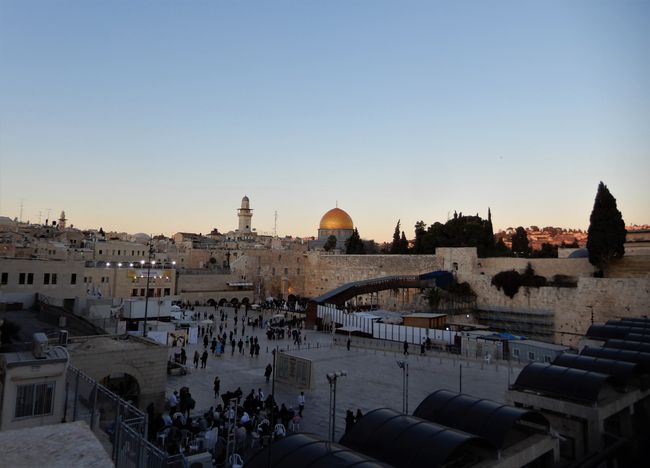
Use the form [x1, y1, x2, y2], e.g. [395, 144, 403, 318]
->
[97, 363, 146, 407]
[219, 298, 228, 306]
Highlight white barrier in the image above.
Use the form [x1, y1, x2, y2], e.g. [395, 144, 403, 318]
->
[317, 304, 458, 345]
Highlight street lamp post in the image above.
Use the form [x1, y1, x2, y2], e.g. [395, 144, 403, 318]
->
[326, 370, 347, 442]
[397, 360, 409, 413]
[142, 240, 154, 338]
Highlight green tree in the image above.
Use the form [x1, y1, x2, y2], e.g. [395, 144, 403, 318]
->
[323, 235, 337, 252]
[587, 181, 626, 276]
[412, 221, 426, 254]
[399, 231, 409, 254]
[532, 243, 557, 258]
[511, 227, 530, 257]
[345, 228, 365, 254]
[390, 220, 402, 254]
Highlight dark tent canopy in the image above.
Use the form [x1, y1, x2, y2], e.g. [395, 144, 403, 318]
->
[604, 339, 650, 354]
[412, 389, 549, 449]
[581, 346, 650, 373]
[245, 433, 391, 468]
[585, 324, 650, 341]
[619, 317, 650, 325]
[511, 363, 614, 404]
[606, 320, 650, 331]
[625, 333, 650, 344]
[553, 353, 642, 387]
[339, 408, 493, 468]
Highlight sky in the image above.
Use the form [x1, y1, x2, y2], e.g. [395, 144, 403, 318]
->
[0, 1, 648, 242]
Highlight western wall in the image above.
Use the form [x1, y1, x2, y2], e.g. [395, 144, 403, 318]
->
[235, 247, 650, 347]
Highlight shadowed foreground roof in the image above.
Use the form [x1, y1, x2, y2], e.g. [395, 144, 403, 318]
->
[511, 362, 614, 404]
[581, 346, 650, 372]
[553, 353, 642, 385]
[412, 389, 549, 449]
[339, 408, 492, 468]
[245, 433, 391, 468]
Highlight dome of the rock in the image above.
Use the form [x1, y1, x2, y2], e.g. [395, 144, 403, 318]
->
[319, 208, 354, 230]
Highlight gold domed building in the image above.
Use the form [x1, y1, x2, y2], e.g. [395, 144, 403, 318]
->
[314, 207, 355, 250]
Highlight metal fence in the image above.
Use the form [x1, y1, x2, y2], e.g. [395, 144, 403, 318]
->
[65, 365, 186, 468]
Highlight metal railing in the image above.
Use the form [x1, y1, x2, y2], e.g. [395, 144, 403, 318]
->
[65, 365, 186, 468]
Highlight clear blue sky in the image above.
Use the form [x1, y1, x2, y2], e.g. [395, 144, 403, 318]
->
[1, 0, 648, 241]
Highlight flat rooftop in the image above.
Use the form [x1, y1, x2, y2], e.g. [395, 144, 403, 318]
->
[0, 420, 113, 467]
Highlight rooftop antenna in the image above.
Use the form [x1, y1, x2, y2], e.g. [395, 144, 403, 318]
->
[46, 208, 51, 225]
[273, 211, 278, 237]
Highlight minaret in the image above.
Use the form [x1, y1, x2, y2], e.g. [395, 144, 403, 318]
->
[58, 211, 67, 230]
[237, 196, 253, 234]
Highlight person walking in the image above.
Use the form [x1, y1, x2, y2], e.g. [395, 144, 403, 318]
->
[213, 376, 220, 399]
[403, 340, 409, 355]
[231, 338, 236, 356]
[265, 363, 272, 383]
[201, 350, 208, 369]
[297, 391, 305, 417]
[346, 338, 351, 351]
[193, 350, 199, 369]
[238, 338, 244, 354]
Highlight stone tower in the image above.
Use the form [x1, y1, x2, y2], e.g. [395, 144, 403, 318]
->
[237, 196, 253, 234]
[58, 211, 67, 230]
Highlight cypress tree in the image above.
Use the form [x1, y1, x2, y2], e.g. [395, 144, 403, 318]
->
[587, 182, 626, 275]
[390, 220, 401, 254]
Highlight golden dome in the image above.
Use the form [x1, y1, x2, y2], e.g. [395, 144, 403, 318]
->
[319, 208, 354, 230]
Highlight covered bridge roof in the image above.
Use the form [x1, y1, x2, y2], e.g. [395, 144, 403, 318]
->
[338, 408, 493, 468]
[412, 389, 549, 449]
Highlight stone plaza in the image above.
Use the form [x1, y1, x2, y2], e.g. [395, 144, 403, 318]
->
[166, 307, 524, 441]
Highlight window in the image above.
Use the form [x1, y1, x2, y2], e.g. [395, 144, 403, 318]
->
[52, 274, 57, 285]
[140, 288, 145, 296]
[544, 355, 552, 363]
[99, 250, 103, 255]
[284, 268, 288, 275]
[297, 268, 300, 275]
[528, 351, 536, 361]
[132, 289, 138, 297]
[1, 272, 7, 285]
[44, 273, 51, 285]
[164, 288, 170, 296]
[71, 274, 77, 285]
[513, 349, 520, 358]
[15, 382, 55, 418]
[27, 273, 34, 284]
[272, 268, 275, 276]
[19, 273, 26, 285]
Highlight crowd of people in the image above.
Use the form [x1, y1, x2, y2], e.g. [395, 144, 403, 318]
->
[157, 306, 310, 460]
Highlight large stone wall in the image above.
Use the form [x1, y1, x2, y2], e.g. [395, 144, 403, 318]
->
[462, 274, 650, 347]
[176, 271, 253, 304]
[303, 253, 443, 298]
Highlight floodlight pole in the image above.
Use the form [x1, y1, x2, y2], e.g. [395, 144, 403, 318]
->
[397, 360, 409, 413]
[143, 239, 154, 338]
[327, 371, 347, 442]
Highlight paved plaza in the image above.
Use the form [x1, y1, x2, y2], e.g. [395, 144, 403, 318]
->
[166, 307, 525, 441]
